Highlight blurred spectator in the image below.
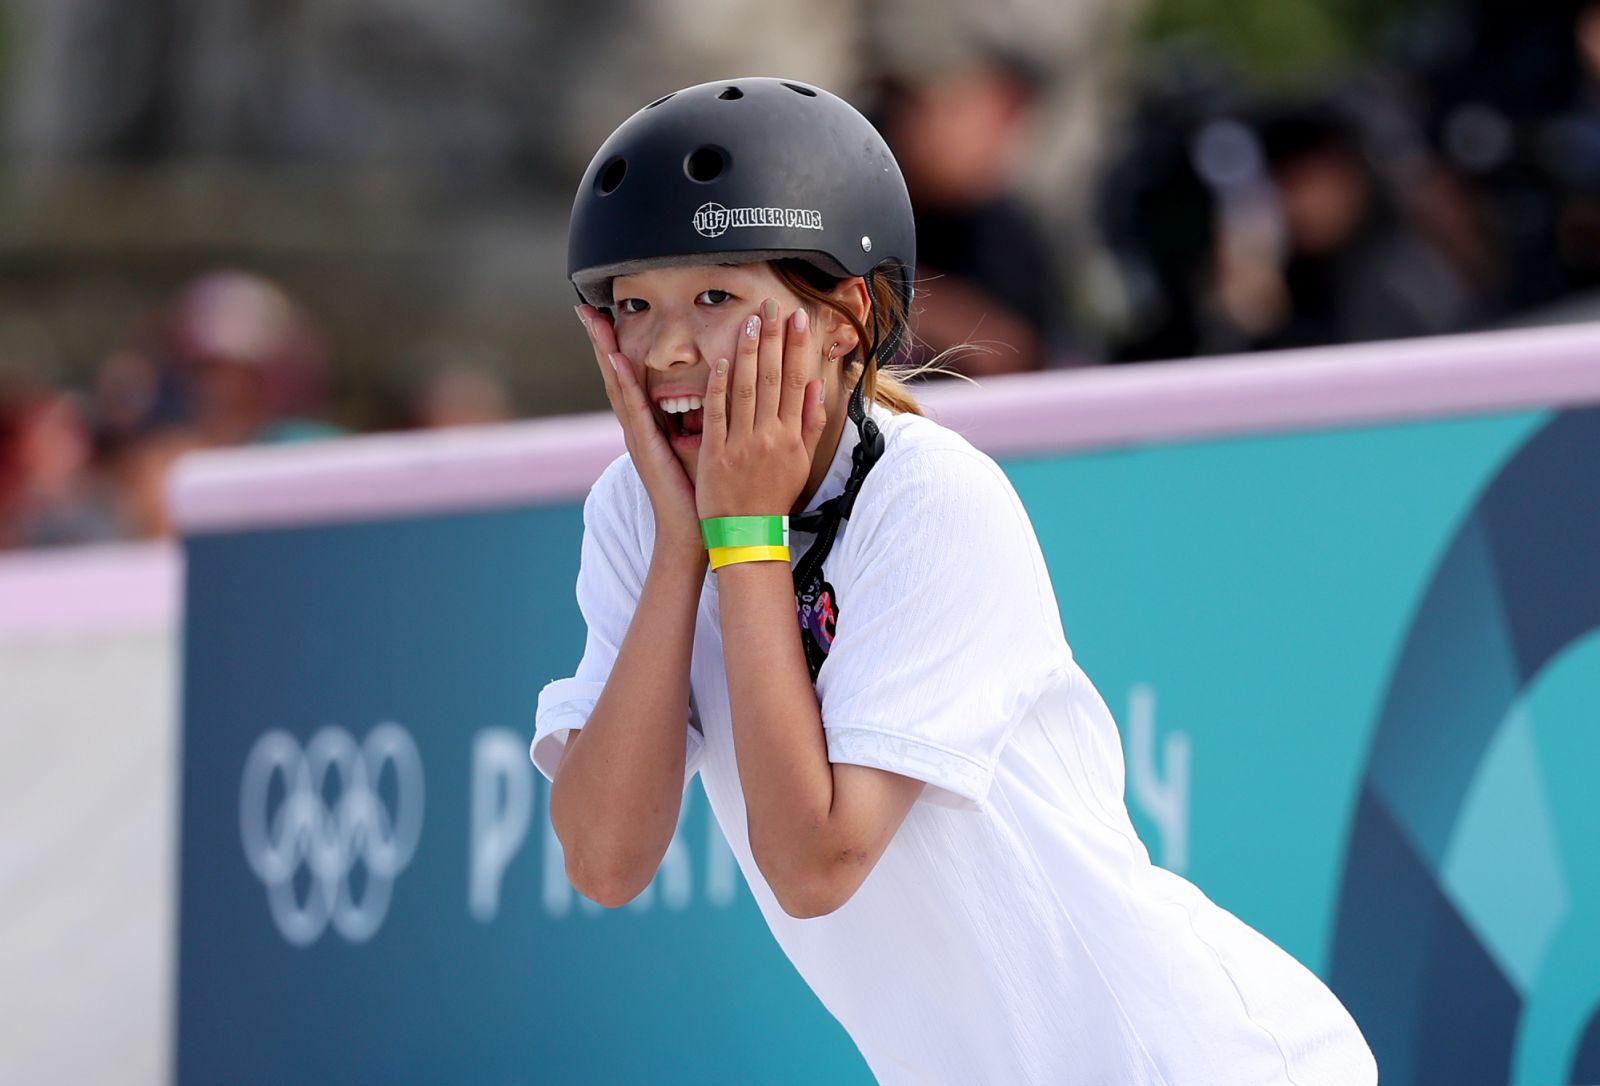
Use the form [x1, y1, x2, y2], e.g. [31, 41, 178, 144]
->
[1406, 0, 1600, 310]
[1547, 0, 1600, 288]
[866, 0, 1092, 375]
[413, 365, 514, 429]
[396, 345, 517, 430]
[876, 61, 1085, 375]
[99, 270, 345, 540]
[79, 270, 344, 544]
[1098, 50, 1241, 362]
[163, 271, 344, 447]
[88, 330, 210, 542]
[1246, 103, 1478, 350]
[0, 381, 122, 548]
[109, 426, 206, 540]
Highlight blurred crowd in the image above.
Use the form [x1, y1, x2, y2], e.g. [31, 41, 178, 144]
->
[1100, 3, 1600, 360]
[902, 0, 1600, 366]
[0, 270, 515, 548]
[5, 0, 1600, 548]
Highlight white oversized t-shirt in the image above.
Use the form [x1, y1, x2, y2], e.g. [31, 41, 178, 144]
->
[532, 404, 1377, 1085]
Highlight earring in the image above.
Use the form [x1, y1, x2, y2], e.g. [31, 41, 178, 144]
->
[828, 342, 839, 362]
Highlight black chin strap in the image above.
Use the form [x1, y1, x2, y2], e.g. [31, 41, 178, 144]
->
[790, 373, 884, 682]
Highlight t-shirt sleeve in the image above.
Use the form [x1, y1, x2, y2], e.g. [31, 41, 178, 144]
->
[530, 461, 706, 787]
[817, 445, 1070, 811]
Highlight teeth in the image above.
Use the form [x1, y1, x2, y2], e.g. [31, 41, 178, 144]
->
[660, 395, 704, 413]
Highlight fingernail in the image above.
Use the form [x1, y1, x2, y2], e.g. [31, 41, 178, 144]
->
[792, 307, 809, 333]
[607, 352, 625, 373]
[821, 378, 827, 399]
[745, 314, 760, 339]
[716, 358, 728, 375]
[762, 298, 778, 323]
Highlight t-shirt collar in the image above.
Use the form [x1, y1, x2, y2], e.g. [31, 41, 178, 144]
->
[798, 401, 891, 522]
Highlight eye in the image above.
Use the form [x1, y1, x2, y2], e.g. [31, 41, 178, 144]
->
[616, 298, 649, 315]
[696, 289, 732, 305]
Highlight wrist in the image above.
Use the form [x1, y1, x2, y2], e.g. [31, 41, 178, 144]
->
[702, 515, 791, 572]
[651, 541, 709, 577]
[711, 558, 791, 584]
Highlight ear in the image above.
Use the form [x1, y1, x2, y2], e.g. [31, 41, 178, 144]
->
[820, 276, 872, 355]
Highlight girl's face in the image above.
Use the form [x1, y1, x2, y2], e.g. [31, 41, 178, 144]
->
[609, 261, 844, 479]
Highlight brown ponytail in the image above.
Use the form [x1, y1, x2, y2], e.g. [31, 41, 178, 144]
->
[771, 259, 932, 417]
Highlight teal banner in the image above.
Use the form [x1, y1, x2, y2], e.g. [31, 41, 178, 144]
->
[177, 405, 1600, 1085]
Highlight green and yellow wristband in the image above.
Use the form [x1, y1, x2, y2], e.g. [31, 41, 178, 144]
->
[701, 515, 791, 571]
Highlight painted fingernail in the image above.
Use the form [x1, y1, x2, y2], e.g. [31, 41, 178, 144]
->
[745, 314, 760, 339]
[716, 358, 728, 375]
[792, 307, 809, 333]
[607, 352, 626, 373]
[762, 298, 779, 323]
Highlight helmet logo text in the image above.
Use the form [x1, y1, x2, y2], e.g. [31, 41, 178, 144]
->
[693, 202, 823, 238]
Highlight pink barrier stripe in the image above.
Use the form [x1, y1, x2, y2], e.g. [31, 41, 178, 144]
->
[915, 322, 1600, 455]
[169, 413, 625, 534]
[171, 323, 1600, 534]
[0, 542, 179, 639]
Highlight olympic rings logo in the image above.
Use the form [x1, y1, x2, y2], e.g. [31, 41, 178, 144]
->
[239, 723, 425, 947]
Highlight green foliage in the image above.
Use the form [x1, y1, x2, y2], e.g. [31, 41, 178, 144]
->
[1140, 0, 1420, 89]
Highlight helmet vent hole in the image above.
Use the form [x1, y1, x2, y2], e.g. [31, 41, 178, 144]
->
[645, 92, 675, 109]
[782, 82, 818, 97]
[718, 86, 743, 100]
[685, 145, 727, 183]
[597, 157, 627, 195]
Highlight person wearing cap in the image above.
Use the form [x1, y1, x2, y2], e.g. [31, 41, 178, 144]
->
[532, 78, 1376, 1085]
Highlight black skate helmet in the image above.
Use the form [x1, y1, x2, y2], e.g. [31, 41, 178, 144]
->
[567, 76, 916, 365]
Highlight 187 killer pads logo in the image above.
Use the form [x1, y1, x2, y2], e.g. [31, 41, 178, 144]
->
[693, 202, 823, 238]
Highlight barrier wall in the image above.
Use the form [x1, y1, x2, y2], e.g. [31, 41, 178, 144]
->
[12, 323, 1593, 1085]
[0, 543, 179, 1086]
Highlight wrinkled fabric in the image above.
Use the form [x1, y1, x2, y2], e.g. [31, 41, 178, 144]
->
[534, 406, 1377, 1085]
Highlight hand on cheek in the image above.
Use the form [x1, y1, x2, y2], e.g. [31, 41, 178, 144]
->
[576, 304, 702, 555]
[695, 298, 828, 520]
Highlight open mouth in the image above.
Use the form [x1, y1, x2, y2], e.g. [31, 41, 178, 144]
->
[659, 398, 705, 447]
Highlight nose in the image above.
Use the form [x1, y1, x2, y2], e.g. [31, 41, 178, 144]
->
[641, 309, 701, 374]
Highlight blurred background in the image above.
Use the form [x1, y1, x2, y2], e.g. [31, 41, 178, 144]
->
[5, 0, 1600, 549]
